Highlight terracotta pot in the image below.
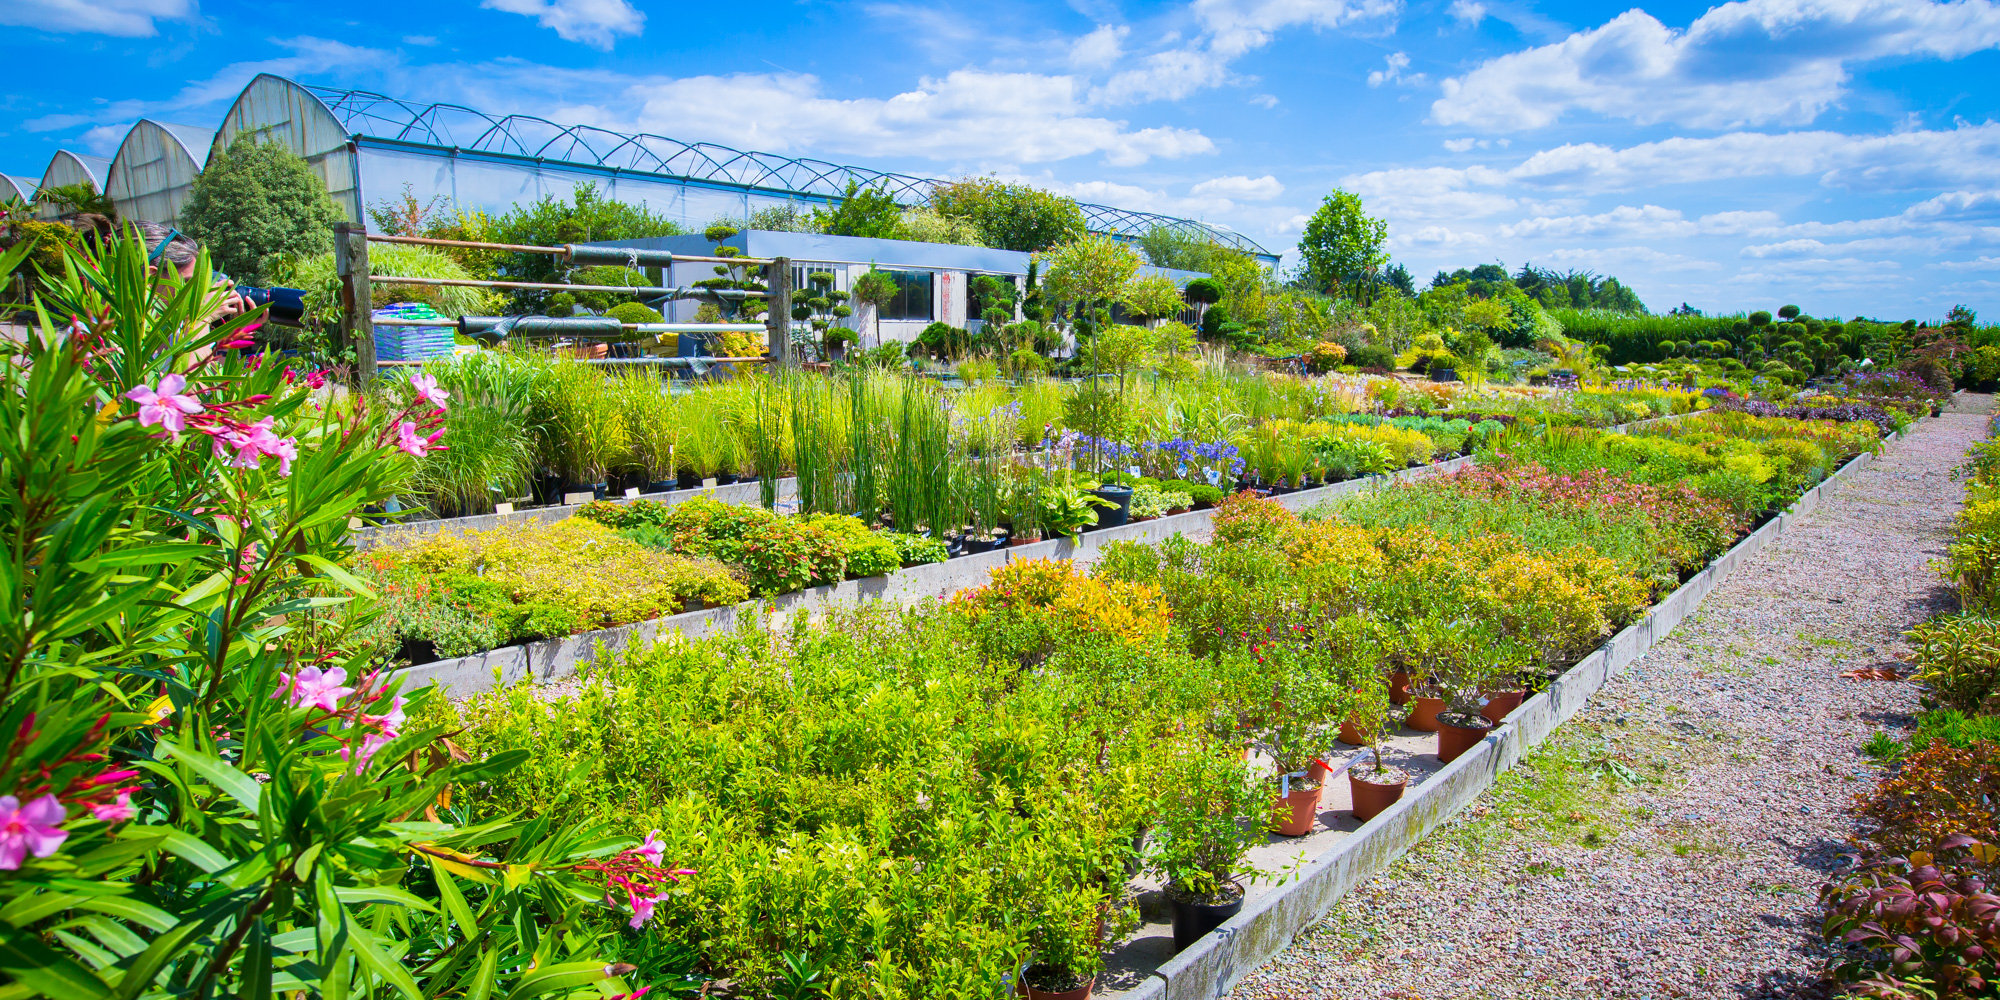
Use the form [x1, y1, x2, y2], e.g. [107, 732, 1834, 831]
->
[1270, 780, 1322, 836]
[1307, 758, 1332, 783]
[1018, 966, 1094, 1000]
[1007, 534, 1044, 547]
[1405, 696, 1446, 732]
[1480, 689, 1526, 725]
[1349, 766, 1408, 822]
[1387, 671, 1412, 706]
[1338, 719, 1366, 746]
[1436, 712, 1496, 764]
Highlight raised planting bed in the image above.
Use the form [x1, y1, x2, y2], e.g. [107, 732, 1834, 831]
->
[416, 408, 1909, 998]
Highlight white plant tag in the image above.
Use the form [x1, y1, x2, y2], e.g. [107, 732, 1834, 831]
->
[624, 487, 641, 499]
[563, 492, 594, 505]
[1128, 465, 1141, 477]
[1206, 468, 1221, 485]
[495, 503, 514, 515]
[702, 477, 718, 489]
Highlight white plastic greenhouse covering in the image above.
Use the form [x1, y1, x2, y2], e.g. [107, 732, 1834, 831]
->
[105, 121, 214, 226]
[33, 151, 110, 220]
[0, 175, 35, 204]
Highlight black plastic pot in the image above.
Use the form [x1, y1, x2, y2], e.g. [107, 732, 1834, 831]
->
[1430, 367, 1459, 383]
[532, 473, 563, 506]
[646, 480, 675, 495]
[676, 470, 703, 491]
[1088, 484, 1134, 530]
[961, 534, 1005, 555]
[1168, 885, 1244, 953]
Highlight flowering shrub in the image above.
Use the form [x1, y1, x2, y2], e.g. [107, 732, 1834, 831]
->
[0, 235, 664, 996]
[639, 495, 847, 596]
[1821, 836, 2000, 998]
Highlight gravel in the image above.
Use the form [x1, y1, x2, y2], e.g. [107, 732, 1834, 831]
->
[1227, 396, 1993, 1000]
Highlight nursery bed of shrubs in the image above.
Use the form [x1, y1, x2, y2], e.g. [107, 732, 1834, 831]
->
[422, 405, 1891, 996]
[1823, 413, 2000, 998]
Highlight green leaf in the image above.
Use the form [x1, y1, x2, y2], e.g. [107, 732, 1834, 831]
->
[499, 961, 613, 1000]
[128, 825, 232, 874]
[332, 887, 435, 913]
[344, 918, 423, 1000]
[426, 859, 480, 940]
[156, 739, 262, 816]
[70, 898, 177, 934]
[467, 946, 499, 1000]
[0, 925, 112, 1000]
[298, 554, 377, 599]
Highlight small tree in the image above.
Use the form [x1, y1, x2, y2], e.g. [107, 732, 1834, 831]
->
[1298, 188, 1388, 301]
[180, 139, 343, 285]
[791, 271, 854, 358]
[851, 266, 899, 347]
[929, 177, 1088, 252]
[1120, 274, 1187, 327]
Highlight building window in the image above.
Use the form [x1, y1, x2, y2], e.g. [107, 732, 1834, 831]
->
[882, 270, 933, 321]
[792, 265, 845, 294]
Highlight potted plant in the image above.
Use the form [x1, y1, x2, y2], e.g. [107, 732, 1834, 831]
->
[1039, 480, 1113, 540]
[1149, 740, 1270, 953]
[1432, 636, 1519, 765]
[1344, 677, 1407, 822]
[1261, 667, 1335, 837]
[1019, 897, 1103, 1000]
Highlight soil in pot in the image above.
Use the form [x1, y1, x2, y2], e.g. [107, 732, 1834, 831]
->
[1406, 695, 1446, 732]
[1167, 881, 1245, 953]
[1388, 670, 1412, 706]
[1270, 779, 1322, 836]
[1349, 763, 1408, 822]
[1480, 689, 1526, 725]
[1436, 711, 1496, 764]
[1019, 964, 1094, 1000]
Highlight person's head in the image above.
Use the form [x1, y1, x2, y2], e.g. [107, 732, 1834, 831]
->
[61, 215, 203, 280]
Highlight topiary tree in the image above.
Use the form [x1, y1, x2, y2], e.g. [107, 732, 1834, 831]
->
[180, 139, 342, 285]
[1119, 274, 1187, 327]
[791, 271, 853, 358]
[1182, 277, 1224, 326]
[1778, 304, 1802, 320]
[851, 266, 898, 347]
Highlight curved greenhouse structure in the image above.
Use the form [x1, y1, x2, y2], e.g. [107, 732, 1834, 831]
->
[105, 120, 213, 226]
[33, 150, 110, 219]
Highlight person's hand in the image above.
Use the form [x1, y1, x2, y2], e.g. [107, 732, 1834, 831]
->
[207, 280, 249, 325]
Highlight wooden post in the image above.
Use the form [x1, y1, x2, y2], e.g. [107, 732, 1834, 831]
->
[334, 221, 376, 383]
[765, 255, 791, 367]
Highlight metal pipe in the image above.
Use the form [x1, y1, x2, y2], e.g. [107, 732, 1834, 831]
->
[368, 276, 764, 298]
[364, 232, 773, 267]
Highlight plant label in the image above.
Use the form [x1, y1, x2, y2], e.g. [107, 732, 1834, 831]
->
[346, 517, 363, 530]
[624, 487, 641, 499]
[563, 492, 594, 505]
[495, 503, 514, 515]
[1206, 468, 1221, 485]
[702, 478, 718, 489]
[1128, 465, 1141, 477]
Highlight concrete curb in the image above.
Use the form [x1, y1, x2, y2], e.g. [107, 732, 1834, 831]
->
[392, 407, 1703, 696]
[1123, 420, 1913, 1000]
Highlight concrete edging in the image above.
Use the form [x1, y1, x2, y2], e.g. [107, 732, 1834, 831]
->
[1120, 420, 1913, 1000]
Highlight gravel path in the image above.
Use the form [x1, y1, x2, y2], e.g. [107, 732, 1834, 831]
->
[1228, 396, 1993, 1000]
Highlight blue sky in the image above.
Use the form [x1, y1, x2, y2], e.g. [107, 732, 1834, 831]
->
[7, 0, 2000, 319]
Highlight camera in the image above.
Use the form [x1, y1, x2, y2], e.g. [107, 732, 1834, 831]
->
[233, 285, 306, 327]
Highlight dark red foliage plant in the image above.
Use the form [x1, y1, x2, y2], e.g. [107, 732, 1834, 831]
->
[1820, 835, 2000, 999]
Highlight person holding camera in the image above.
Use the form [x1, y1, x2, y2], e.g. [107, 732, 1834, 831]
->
[63, 214, 252, 326]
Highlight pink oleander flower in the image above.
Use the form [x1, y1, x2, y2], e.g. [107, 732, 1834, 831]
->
[396, 421, 445, 458]
[363, 695, 407, 737]
[267, 436, 299, 477]
[274, 666, 356, 713]
[410, 372, 450, 409]
[88, 791, 135, 824]
[624, 888, 658, 929]
[0, 794, 68, 869]
[339, 732, 395, 776]
[635, 829, 665, 866]
[125, 374, 204, 442]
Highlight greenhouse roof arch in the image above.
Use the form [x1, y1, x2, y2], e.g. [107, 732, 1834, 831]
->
[211, 74, 362, 220]
[0, 175, 36, 204]
[293, 80, 1276, 262]
[34, 150, 111, 220]
[106, 120, 214, 226]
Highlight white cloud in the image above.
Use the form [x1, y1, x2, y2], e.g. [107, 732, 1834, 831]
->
[1192, 0, 1403, 58]
[481, 0, 643, 50]
[1448, 0, 1486, 27]
[1070, 24, 1129, 69]
[1191, 174, 1285, 199]
[1250, 93, 1280, 107]
[1099, 47, 1234, 104]
[1432, 0, 2000, 132]
[80, 123, 132, 156]
[0, 0, 197, 37]
[403, 34, 438, 45]
[1368, 51, 1427, 88]
[1498, 204, 1695, 240]
[579, 70, 1216, 166]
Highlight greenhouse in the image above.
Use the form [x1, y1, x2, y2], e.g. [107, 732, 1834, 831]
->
[8, 72, 1275, 266]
